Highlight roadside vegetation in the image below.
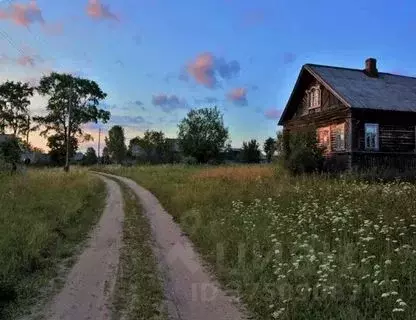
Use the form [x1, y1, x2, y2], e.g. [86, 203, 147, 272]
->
[111, 181, 166, 320]
[0, 169, 106, 319]
[99, 164, 416, 319]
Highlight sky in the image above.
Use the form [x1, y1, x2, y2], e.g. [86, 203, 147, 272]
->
[0, 0, 415, 152]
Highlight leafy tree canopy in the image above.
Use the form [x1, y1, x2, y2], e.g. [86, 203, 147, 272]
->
[241, 139, 261, 163]
[178, 107, 228, 163]
[83, 147, 98, 165]
[105, 125, 126, 164]
[33, 72, 109, 169]
[0, 81, 33, 136]
[264, 137, 277, 163]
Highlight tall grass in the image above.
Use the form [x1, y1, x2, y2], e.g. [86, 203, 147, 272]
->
[0, 169, 106, 319]
[99, 164, 416, 319]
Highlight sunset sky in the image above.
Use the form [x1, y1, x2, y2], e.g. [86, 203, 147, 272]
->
[0, 0, 415, 152]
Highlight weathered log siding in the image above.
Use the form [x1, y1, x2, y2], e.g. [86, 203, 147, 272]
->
[351, 109, 416, 152]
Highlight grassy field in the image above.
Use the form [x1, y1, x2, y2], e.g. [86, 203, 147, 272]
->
[99, 164, 416, 320]
[111, 181, 166, 320]
[0, 169, 106, 319]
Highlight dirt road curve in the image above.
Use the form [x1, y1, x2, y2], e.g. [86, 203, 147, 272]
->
[44, 176, 124, 320]
[98, 172, 246, 320]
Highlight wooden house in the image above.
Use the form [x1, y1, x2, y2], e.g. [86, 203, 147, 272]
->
[278, 58, 416, 171]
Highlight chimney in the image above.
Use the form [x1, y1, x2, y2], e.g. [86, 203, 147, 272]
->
[364, 58, 378, 77]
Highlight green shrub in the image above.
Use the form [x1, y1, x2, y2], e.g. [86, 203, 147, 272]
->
[283, 130, 325, 175]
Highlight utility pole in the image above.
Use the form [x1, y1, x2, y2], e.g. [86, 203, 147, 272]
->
[98, 127, 101, 164]
[64, 89, 72, 172]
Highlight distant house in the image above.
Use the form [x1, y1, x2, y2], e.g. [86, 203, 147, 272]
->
[279, 57, 416, 171]
[72, 152, 84, 163]
[131, 144, 146, 158]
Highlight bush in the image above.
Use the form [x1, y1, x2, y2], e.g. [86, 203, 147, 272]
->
[181, 156, 197, 165]
[283, 130, 325, 175]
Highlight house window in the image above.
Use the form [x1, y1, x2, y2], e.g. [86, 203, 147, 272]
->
[365, 123, 379, 150]
[334, 123, 345, 151]
[317, 126, 331, 152]
[308, 85, 321, 109]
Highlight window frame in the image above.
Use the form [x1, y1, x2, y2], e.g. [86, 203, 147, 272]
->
[334, 123, 346, 151]
[364, 123, 379, 151]
[317, 126, 331, 152]
[306, 85, 321, 109]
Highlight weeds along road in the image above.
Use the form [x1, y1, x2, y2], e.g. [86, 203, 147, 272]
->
[45, 172, 246, 320]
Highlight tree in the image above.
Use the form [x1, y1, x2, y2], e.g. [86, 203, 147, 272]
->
[105, 125, 126, 164]
[47, 134, 78, 166]
[101, 146, 111, 164]
[83, 147, 98, 165]
[263, 137, 277, 163]
[33, 72, 109, 172]
[178, 107, 228, 163]
[241, 139, 261, 163]
[0, 136, 21, 172]
[0, 81, 34, 136]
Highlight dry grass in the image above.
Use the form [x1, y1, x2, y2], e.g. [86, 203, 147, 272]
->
[193, 165, 275, 181]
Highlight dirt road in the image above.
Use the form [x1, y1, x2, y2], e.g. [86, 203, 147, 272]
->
[44, 172, 245, 320]
[98, 172, 246, 320]
[44, 176, 124, 320]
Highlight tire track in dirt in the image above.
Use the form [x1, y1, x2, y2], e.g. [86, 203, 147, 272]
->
[97, 172, 246, 320]
[44, 175, 124, 320]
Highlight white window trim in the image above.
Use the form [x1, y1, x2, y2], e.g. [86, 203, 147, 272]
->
[307, 85, 321, 109]
[334, 123, 346, 151]
[364, 123, 379, 151]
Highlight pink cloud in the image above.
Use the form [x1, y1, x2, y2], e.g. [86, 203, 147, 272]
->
[0, 0, 44, 27]
[264, 107, 282, 120]
[0, 1, 63, 35]
[0, 52, 40, 67]
[17, 55, 36, 67]
[227, 87, 248, 106]
[187, 52, 240, 89]
[187, 52, 216, 88]
[86, 0, 119, 21]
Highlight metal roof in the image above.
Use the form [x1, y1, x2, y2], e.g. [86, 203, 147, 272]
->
[306, 64, 416, 112]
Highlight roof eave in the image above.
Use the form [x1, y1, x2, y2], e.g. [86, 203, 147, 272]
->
[278, 66, 308, 126]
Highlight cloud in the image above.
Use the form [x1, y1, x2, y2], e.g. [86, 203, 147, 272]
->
[152, 94, 188, 113]
[17, 54, 36, 66]
[194, 96, 218, 104]
[110, 115, 152, 127]
[0, 1, 63, 34]
[86, 0, 119, 21]
[264, 107, 282, 120]
[187, 52, 240, 89]
[283, 52, 297, 64]
[0, 52, 41, 67]
[227, 87, 247, 106]
[0, 1, 44, 27]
